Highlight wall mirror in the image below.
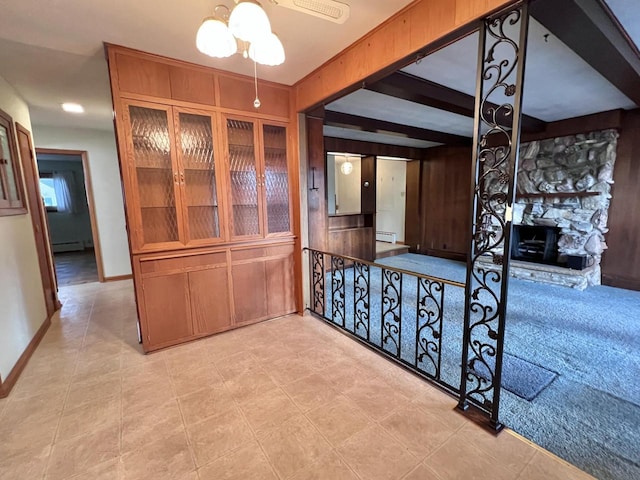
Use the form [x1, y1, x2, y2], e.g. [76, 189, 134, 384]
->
[327, 152, 362, 215]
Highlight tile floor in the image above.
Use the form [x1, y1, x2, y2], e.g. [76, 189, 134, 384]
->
[0, 280, 594, 480]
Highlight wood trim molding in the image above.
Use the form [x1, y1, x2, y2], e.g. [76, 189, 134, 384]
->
[104, 274, 134, 282]
[0, 316, 51, 398]
[35, 148, 106, 283]
[294, 0, 516, 111]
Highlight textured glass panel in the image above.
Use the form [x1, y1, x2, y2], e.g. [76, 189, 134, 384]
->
[263, 125, 290, 233]
[179, 113, 220, 240]
[129, 106, 178, 244]
[227, 119, 259, 236]
[0, 125, 18, 202]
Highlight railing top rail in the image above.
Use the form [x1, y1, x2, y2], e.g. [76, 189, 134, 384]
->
[304, 247, 466, 288]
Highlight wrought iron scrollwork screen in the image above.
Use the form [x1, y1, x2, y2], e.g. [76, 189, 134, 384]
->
[306, 248, 465, 394]
[458, 2, 530, 430]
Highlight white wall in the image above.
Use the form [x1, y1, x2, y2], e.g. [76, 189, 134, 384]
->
[376, 159, 407, 242]
[0, 75, 48, 381]
[333, 155, 361, 215]
[32, 126, 131, 277]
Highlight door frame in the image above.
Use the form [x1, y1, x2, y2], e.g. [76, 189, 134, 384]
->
[35, 147, 105, 282]
[15, 123, 60, 315]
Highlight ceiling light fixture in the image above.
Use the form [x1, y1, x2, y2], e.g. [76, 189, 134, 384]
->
[61, 103, 84, 114]
[196, 1, 285, 66]
[340, 158, 353, 175]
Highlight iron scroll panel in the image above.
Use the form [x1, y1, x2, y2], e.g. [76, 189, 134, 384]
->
[458, 2, 530, 429]
[305, 248, 465, 394]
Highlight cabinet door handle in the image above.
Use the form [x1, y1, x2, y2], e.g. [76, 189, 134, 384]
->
[173, 172, 179, 185]
[180, 172, 185, 185]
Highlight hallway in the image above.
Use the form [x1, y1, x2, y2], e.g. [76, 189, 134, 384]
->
[0, 281, 592, 480]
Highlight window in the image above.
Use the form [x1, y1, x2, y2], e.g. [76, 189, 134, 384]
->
[39, 174, 58, 210]
[0, 108, 26, 216]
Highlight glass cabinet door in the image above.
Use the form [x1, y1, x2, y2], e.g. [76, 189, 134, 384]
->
[128, 104, 181, 247]
[0, 118, 25, 211]
[262, 123, 290, 234]
[226, 118, 261, 237]
[177, 111, 221, 242]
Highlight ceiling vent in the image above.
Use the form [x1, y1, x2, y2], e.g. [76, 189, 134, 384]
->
[272, 0, 350, 24]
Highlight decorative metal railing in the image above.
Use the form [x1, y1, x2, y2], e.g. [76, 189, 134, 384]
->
[306, 248, 466, 394]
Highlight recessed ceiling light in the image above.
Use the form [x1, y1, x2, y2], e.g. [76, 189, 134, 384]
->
[62, 103, 84, 114]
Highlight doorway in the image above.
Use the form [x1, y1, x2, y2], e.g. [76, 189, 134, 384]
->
[35, 148, 104, 286]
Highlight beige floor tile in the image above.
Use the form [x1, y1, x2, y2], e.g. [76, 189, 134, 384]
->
[0, 389, 66, 431]
[120, 359, 169, 392]
[169, 363, 226, 397]
[57, 394, 121, 442]
[201, 332, 253, 362]
[178, 385, 235, 426]
[337, 424, 419, 480]
[0, 444, 51, 480]
[262, 355, 318, 386]
[458, 423, 537, 475]
[258, 415, 332, 479]
[121, 430, 195, 480]
[186, 407, 254, 467]
[122, 398, 184, 454]
[0, 414, 58, 462]
[121, 378, 175, 417]
[290, 450, 359, 480]
[410, 390, 467, 431]
[239, 386, 301, 436]
[380, 405, 459, 458]
[402, 463, 442, 480]
[224, 368, 279, 403]
[46, 424, 120, 480]
[425, 431, 517, 480]
[197, 441, 277, 480]
[65, 372, 121, 410]
[518, 451, 595, 480]
[314, 359, 367, 393]
[306, 395, 372, 446]
[65, 458, 122, 480]
[215, 351, 264, 381]
[344, 376, 410, 420]
[73, 354, 123, 382]
[282, 373, 341, 412]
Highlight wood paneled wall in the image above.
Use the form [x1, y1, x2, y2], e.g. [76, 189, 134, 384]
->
[306, 115, 328, 251]
[405, 146, 472, 261]
[294, 0, 515, 111]
[602, 109, 640, 290]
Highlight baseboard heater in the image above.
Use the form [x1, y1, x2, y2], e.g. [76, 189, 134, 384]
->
[376, 231, 397, 244]
[52, 241, 84, 253]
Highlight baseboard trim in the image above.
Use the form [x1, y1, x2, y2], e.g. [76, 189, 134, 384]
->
[104, 274, 133, 282]
[0, 315, 52, 398]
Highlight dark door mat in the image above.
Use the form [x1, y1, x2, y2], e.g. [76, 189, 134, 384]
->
[469, 352, 558, 401]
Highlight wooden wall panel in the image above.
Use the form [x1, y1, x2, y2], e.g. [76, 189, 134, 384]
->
[404, 160, 422, 252]
[294, 0, 514, 111]
[361, 156, 376, 214]
[169, 66, 216, 105]
[602, 109, 640, 290]
[116, 53, 171, 98]
[306, 115, 328, 251]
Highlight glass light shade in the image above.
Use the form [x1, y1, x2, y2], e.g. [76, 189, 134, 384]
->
[248, 32, 285, 66]
[228, 1, 271, 43]
[340, 161, 353, 175]
[196, 17, 237, 58]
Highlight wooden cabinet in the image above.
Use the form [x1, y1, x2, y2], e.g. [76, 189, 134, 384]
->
[224, 116, 292, 240]
[108, 45, 299, 352]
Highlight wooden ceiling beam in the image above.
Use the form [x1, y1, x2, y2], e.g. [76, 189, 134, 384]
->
[324, 110, 471, 145]
[365, 71, 547, 133]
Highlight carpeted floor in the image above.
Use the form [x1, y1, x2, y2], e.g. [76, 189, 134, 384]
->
[323, 253, 640, 480]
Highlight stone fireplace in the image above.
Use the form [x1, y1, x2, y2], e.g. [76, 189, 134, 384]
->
[510, 129, 618, 288]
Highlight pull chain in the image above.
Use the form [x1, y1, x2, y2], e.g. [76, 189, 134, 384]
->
[253, 61, 261, 109]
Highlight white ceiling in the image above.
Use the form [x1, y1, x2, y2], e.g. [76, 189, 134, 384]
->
[0, 0, 413, 131]
[327, 12, 639, 146]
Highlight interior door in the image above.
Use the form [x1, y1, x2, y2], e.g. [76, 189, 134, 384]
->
[15, 123, 58, 317]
